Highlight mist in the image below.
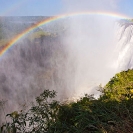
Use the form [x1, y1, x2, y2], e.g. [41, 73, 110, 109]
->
[0, 0, 128, 124]
[60, 0, 121, 96]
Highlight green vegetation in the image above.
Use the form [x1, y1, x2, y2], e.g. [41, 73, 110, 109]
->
[28, 30, 52, 41]
[101, 69, 133, 101]
[1, 69, 133, 133]
[0, 28, 52, 47]
[0, 18, 53, 47]
[32, 30, 50, 38]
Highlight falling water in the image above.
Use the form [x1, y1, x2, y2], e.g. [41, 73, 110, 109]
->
[0, 16, 133, 124]
[114, 20, 133, 71]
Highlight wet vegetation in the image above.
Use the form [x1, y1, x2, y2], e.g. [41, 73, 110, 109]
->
[1, 69, 133, 133]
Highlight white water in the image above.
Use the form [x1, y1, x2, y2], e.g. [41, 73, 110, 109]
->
[114, 21, 133, 71]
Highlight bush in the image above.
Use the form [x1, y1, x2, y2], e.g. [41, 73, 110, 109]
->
[100, 69, 133, 101]
[0, 90, 59, 133]
[1, 69, 133, 133]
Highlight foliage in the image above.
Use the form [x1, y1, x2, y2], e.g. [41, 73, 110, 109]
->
[1, 70, 133, 133]
[28, 30, 52, 41]
[100, 69, 133, 101]
[49, 95, 133, 133]
[0, 90, 59, 133]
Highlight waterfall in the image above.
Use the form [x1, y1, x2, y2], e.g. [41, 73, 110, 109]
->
[0, 16, 133, 124]
[115, 20, 133, 71]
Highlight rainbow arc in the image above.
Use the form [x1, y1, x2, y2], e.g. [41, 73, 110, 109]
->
[0, 11, 132, 57]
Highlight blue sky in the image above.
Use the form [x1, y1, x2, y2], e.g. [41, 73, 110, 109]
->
[0, 0, 133, 18]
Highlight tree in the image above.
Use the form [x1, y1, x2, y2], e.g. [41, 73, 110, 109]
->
[100, 69, 133, 101]
[1, 90, 59, 133]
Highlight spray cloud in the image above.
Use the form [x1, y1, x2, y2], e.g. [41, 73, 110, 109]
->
[0, 0, 125, 123]
[60, 0, 121, 96]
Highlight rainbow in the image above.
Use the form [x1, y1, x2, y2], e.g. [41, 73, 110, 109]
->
[0, 11, 132, 57]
